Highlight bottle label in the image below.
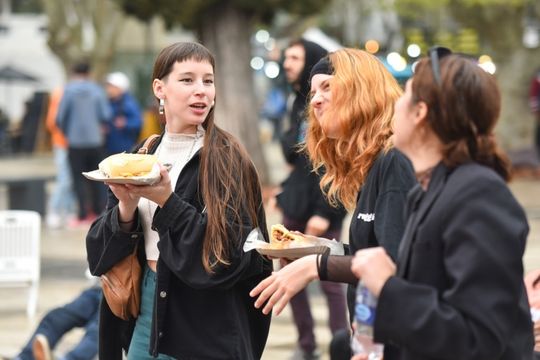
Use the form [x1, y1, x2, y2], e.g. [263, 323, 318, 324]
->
[355, 303, 375, 325]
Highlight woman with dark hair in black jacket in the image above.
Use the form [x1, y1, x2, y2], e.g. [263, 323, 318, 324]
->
[351, 48, 535, 360]
[86, 42, 271, 360]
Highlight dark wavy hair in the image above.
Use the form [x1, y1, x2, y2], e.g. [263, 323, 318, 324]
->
[152, 42, 263, 273]
[412, 55, 511, 181]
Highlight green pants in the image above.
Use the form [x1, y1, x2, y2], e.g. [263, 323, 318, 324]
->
[127, 265, 175, 360]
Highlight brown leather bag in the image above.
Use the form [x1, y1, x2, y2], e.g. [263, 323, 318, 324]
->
[101, 134, 160, 320]
[101, 246, 141, 320]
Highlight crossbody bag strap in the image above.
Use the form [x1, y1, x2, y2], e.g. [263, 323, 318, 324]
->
[137, 134, 160, 154]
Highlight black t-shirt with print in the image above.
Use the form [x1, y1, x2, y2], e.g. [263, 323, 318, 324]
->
[346, 148, 416, 321]
[349, 148, 416, 258]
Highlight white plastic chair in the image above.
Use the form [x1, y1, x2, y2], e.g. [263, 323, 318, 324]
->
[0, 210, 41, 318]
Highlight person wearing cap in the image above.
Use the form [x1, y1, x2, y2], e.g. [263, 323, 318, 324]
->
[104, 72, 142, 155]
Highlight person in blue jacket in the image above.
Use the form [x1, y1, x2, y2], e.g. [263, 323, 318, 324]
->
[104, 72, 142, 155]
[56, 61, 111, 224]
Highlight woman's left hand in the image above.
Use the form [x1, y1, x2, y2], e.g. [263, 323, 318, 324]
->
[250, 254, 319, 315]
[351, 247, 396, 297]
[124, 165, 173, 207]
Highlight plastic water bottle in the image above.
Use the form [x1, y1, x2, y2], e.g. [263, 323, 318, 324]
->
[351, 281, 384, 359]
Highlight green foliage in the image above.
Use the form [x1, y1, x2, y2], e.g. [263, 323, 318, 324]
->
[459, 0, 525, 6]
[115, 0, 212, 27]
[397, 0, 529, 57]
[396, 0, 448, 18]
[12, 0, 43, 13]
[405, 29, 429, 53]
[114, 0, 328, 30]
[397, 0, 524, 7]
[433, 30, 454, 49]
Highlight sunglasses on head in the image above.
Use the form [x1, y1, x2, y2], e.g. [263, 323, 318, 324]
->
[428, 46, 452, 86]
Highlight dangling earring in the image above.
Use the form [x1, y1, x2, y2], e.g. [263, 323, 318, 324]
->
[211, 100, 215, 107]
[158, 98, 165, 115]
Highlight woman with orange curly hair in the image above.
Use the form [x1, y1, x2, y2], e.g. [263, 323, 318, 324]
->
[250, 48, 416, 358]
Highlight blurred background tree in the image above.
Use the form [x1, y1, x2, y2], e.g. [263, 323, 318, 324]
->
[40, 0, 125, 80]
[448, 0, 540, 150]
[394, 0, 540, 149]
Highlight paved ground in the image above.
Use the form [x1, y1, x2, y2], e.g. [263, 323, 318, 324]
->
[0, 142, 539, 359]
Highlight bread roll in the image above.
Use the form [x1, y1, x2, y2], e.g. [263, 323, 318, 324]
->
[99, 153, 158, 178]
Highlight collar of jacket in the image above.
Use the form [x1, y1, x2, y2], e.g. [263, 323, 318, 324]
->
[397, 162, 450, 277]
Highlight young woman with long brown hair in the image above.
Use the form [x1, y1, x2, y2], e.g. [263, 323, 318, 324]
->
[86, 42, 271, 359]
[250, 48, 416, 359]
[351, 48, 535, 360]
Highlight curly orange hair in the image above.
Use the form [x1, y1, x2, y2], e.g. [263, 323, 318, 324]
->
[305, 48, 403, 210]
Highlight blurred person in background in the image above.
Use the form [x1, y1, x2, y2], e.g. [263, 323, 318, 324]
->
[529, 69, 540, 159]
[104, 72, 142, 155]
[524, 269, 540, 359]
[56, 61, 111, 226]
[45, 87, 77, 229]
[0, 108, 8, 135]
[137, 100, 164, 141]
[10, 275, 100, 360]
[275, 39, 349, 360]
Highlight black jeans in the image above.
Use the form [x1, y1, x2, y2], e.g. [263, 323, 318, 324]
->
[68, 146, 107, 219]
[330, 328, 352, 360]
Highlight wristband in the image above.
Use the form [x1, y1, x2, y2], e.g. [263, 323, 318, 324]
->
[316, 253, 322, 278]
[319, 252, 330, 281]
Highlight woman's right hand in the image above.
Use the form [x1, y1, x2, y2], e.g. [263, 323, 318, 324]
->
[351, 247, 395, 297]
[250, 254, 319, 315]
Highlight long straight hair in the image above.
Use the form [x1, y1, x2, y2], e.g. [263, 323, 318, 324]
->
[305, 49, 403, 210]
[152, 42, 263, 273]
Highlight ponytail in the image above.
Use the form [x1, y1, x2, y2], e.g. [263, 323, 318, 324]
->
[475, 134, 512, 182]
[442, 134, 511, 182]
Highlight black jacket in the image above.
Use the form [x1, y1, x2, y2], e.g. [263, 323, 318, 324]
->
[86, 136, 272, 359]
[277, 40, 346, 227]
[375, 162, 534, 360]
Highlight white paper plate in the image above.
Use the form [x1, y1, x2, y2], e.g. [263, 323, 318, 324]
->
[82, 169, 160, 185]
[256, 245, 330, 259]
